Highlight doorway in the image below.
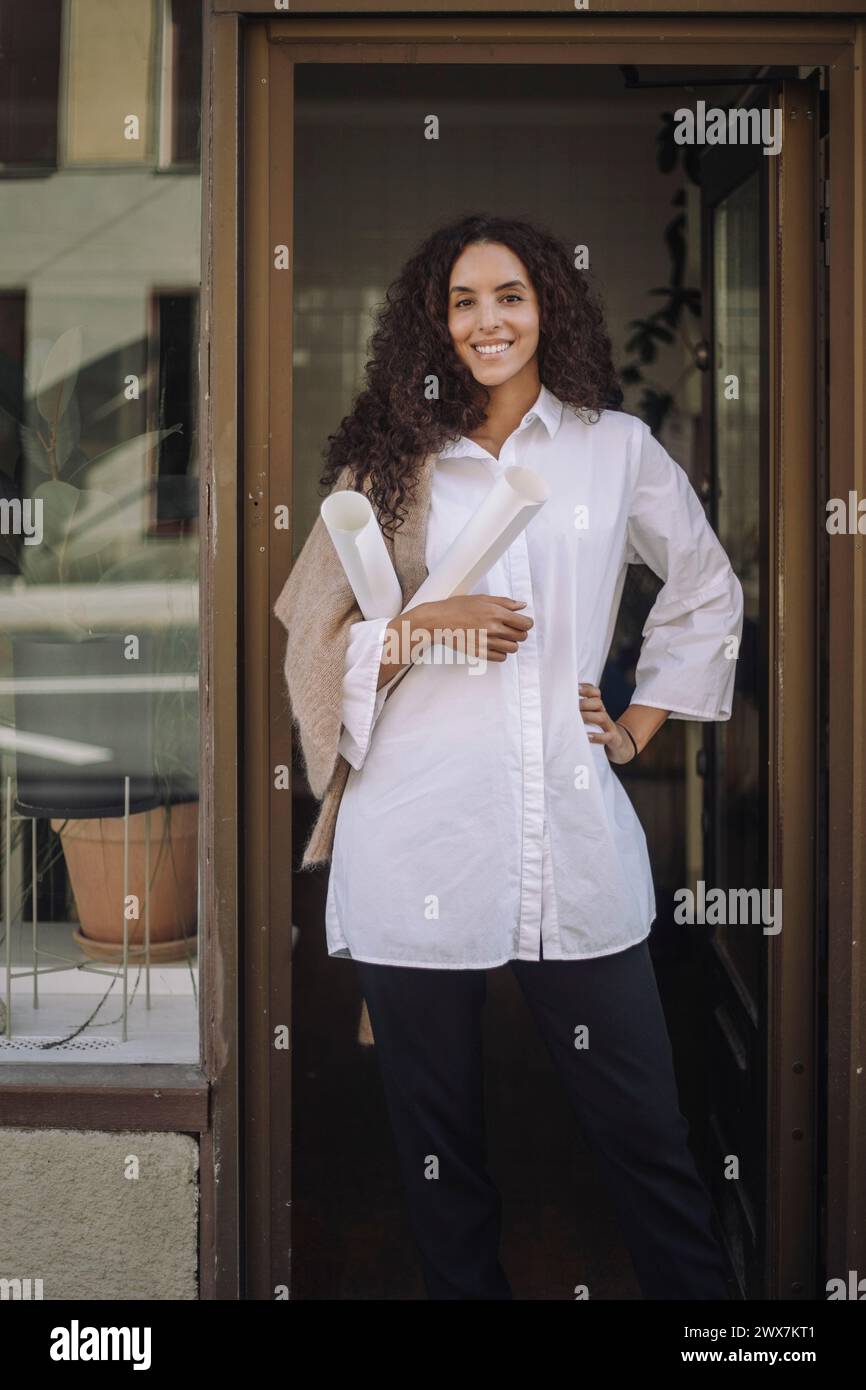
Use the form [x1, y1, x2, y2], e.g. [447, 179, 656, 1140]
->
[243, 21, 828, 1301]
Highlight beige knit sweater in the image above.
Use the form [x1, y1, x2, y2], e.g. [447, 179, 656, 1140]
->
[273, 452, 438, 870]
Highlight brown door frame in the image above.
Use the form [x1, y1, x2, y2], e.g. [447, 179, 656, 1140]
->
[232, 9, 865, 1299]
[768, 76, 820, 1297]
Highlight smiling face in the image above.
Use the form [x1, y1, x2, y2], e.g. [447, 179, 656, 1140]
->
[447, 241, 540, 390]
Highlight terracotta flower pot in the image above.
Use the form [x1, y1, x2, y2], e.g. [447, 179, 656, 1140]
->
[51, 801, 198, 962]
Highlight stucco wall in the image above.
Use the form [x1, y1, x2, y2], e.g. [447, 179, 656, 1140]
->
[0, 1128, 198, 1300]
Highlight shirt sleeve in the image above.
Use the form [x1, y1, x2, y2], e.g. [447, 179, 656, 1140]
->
[337, 616, 403, 770]
[625, 418, 744, 722]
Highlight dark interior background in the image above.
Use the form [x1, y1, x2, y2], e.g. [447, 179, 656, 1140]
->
[290, 62, 756, 1298]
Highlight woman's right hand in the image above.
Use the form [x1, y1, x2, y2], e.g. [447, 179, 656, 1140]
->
[410, 594, 533, 662]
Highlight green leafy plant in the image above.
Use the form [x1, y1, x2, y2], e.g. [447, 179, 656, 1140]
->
[619, 115, 703, 436]
[3, 327, 198, 807]
[7, 328, 184, 591]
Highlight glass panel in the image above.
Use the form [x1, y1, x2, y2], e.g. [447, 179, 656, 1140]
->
[0, 0, 202, 1061]
[711, 168, 762, 1004]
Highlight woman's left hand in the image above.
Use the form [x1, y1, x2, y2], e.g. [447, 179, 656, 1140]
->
[578, 683, 636, 764]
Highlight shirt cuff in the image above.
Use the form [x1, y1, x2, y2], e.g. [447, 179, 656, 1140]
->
[337, 617, 401, 771]
[629, 691, 734, 722]
[630, 571, 743, 723]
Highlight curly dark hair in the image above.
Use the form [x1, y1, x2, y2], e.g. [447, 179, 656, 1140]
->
[319, 213, 623, 536]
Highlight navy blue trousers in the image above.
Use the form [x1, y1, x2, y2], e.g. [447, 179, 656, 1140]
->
[353, 938, 730, 1301]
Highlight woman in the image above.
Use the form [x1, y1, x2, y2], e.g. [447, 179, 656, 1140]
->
[275, 213, 743, 1301]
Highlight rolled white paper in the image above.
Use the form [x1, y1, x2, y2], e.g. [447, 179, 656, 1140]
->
[401, 465, 550, 613]
[320, 489, 403, 620]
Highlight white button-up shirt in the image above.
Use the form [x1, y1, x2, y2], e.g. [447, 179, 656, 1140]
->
[325, 386, 743, 969]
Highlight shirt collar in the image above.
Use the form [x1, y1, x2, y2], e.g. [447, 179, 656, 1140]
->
[438, 383, 563, 459]
[526, 382, 564, 439]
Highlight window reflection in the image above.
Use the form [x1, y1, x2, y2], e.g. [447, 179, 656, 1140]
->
[0, 0, 201, 1060]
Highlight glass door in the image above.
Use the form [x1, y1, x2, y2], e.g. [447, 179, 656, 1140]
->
[694, 79, 819, 1299]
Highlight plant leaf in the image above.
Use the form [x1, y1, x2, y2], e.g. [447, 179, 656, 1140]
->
[35, 327, 82, 431]
[65, 424, 182, 487]
[34, 479, 120, 561]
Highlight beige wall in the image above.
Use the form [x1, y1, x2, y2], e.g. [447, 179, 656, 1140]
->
[65, 0, 158, 164]
[0, 1128, 198, 1300]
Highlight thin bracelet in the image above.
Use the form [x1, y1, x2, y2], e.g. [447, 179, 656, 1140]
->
[616, 722, 639, 761]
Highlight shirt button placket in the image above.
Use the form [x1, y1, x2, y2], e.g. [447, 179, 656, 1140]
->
[499, 430, 545, 958]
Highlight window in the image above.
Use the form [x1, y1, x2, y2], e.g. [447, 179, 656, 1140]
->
[0, 0, 202, 1062]
[0, 2, 62, 170]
